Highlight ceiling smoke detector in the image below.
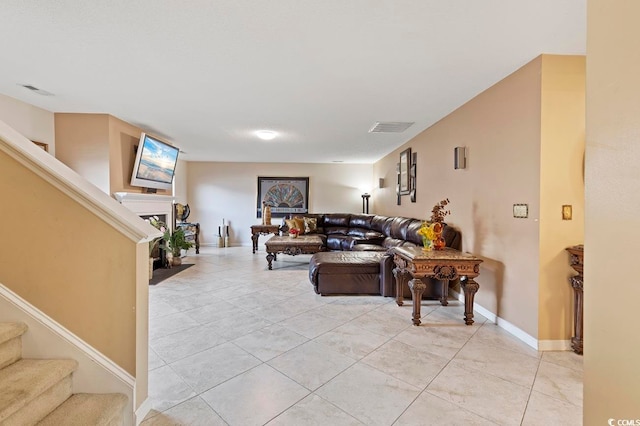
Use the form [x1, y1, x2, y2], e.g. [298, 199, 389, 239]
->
[19, 84, 54, 96]
[368, 122, 414, 133]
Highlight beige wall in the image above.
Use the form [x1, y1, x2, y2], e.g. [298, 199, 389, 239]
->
[373, 55, 585, 341]
[374, 57, 544, 337]
[0, 93, 55, 155]
[187, 162, 374, 246]
[173, 159, 189, 205]
[55, 114, 111, 193]
[585, 1, 640, 422]
[538, 55, 585, 341]
[0, 149, 140, 375]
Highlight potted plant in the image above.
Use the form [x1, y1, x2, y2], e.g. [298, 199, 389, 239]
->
[160, 227, 194, 266]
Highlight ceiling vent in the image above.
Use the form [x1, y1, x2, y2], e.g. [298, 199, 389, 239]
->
[19, 84, 54, 96]
[369, 122, 414, 133]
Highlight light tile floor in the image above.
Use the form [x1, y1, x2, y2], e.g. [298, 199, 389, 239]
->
[142, 247, 583, 426]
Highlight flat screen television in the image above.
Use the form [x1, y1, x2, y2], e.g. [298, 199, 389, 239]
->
[130, 133, 180, 191]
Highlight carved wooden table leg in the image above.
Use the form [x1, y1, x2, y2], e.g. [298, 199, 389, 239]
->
[408, 278, 427, 325]
[393, 267, 408, 306]
[570, 275, 584, 354]
[461, 277, 479, 325]
[440, 280, 449, 306]
[266, 252, 275, 270]
[252, 233, 259, 253]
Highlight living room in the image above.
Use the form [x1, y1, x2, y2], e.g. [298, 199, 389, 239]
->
[0, 1, 639, 425]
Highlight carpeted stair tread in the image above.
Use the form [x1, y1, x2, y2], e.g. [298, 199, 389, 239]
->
[0, 322, 27, 345]
[38, 393, 128, 426]
[0, 323, 27, 370]
[0, 358, 78, 422]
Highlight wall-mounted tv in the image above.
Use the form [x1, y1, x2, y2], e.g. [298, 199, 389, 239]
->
[130, 133, 180, 191]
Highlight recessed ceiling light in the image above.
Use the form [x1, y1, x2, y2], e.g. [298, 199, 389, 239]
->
[332, 160, 344, 163]
[255, 130, 277, 140]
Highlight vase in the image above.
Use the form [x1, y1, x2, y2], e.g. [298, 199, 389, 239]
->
[262, 203, 272, 225]
[432, 222, 446, 250]
[264, 205, 272, 225]
[421, 236, 432, 251]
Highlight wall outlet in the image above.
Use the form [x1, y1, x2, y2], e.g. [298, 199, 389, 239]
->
[562, 205, 572, 220]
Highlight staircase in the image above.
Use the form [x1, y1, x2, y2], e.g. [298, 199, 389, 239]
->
[0, 322, 127, 425]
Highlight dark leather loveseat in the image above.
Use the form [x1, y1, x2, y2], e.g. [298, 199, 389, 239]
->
[281, 213, 461, 297]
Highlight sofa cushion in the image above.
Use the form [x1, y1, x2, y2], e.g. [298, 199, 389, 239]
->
[323, 214, 351, 227]
[285, 217, 305, 233]
[326, 235, 348, 251]
[371, 215, 392, 233]
[349, 214, 374, 229]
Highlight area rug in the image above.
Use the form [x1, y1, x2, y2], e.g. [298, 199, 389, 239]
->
[149, 264, 194, 285]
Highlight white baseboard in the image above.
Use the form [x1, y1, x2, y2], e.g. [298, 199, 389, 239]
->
[0, 283, 136, 426]
[538, 340, 572, 351]
[449, 289, 568, 352]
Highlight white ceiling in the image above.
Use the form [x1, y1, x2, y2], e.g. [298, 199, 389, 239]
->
[0, 1, 585, 163]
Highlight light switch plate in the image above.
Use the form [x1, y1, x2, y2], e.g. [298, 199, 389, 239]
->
[513, 204, 528, 218]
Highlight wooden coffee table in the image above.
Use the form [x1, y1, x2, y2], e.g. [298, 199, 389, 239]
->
[265, 235, 324, 270]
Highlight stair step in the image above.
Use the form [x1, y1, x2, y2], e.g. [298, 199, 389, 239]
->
[0, 322, 27, 345]
[0, 323, 27, 370]
[38, 393, 128, 426]
[0, 358, 78, 424]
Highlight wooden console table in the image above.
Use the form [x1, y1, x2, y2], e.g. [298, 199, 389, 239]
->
[392, 247, 483, 326]
[251, 224, 280, 253]
[566, 244, 584, 355]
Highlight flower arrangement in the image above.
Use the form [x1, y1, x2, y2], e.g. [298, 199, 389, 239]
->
[419, 199, 451, 250]
[417, 222, 437, 250]
[430, 198, 451, 223]
[288, 228, 300, 238]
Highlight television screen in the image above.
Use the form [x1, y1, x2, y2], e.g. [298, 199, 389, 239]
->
[130, 133, 179, 191]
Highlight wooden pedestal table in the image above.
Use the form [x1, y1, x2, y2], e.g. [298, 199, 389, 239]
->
[566, 244, 584, 355]
[264, 235, 324, 270]
[392, 247, 483, 326]
[251, 224, 280, 254]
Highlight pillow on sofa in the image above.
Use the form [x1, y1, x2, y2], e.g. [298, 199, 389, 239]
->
[285, 217, 305, 233]
[303, 217, 318, 234]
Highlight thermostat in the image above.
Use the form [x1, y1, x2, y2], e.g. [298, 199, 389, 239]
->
[513, 204, 528, 218]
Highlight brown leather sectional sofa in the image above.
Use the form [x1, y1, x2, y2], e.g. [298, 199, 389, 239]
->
[281, 213, 461, 297]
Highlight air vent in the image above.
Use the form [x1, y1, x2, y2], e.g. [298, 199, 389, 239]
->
[19, 84, 54, 96]
[369, 122, 414, 133]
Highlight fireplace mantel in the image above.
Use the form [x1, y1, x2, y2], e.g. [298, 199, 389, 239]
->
[113, 192, 174, 221]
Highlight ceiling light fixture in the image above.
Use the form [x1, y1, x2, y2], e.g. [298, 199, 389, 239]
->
[255, 130, 277, 140]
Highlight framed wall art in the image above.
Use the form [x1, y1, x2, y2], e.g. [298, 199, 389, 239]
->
[257, 177, 309, 218]
[399, 148, 411, 195]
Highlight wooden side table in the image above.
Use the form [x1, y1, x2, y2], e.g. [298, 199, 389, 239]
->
[566, 244, 584, 355]
[251, 224, 280, 253]
[392, 247, 483, 326]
